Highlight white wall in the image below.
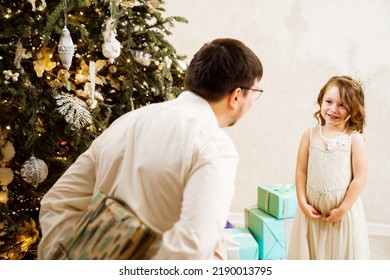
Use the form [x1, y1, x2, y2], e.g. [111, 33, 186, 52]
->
[164, 0, 390, 225]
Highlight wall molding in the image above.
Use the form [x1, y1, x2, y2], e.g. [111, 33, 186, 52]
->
[229, 212, 390, 236]
[366, 223, 390, 236]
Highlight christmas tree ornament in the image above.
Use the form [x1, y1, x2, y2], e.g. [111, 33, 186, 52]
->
[14, 41, 33, 72]
[0, 188, 8, 204]
[58, 27, 75, 70]
[75, 59, 106, 85]
[28, 0, 37, 11]
[89, 61, 96, 104]
[177, 59, 187, 71]
[84, 61, 101, 109]
[57, 69, 71, 91]
[164, 56, 172, 68]
[28, 0, 47, 12]
[21, 156, 48, 187]
[131, 50, 151, 66]
[55, 92, 93, 129]
[102, 18, 121, 64]
[2, 70, 19, 84]
[33, 47, 57, 77]
[0, 167, 14, 186]
[58, 0, 75, 70]
[0, 140, 15, 163]
[147, 0, 160, 13]
[109, 65, 117, 73]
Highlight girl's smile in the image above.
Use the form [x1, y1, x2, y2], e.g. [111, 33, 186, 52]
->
[320, 85, 349, 129]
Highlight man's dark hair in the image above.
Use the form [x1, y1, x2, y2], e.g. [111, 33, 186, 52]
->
[184, 38, 263, 102]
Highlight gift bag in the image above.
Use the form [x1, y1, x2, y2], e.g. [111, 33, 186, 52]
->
[50, 192, 156, 260]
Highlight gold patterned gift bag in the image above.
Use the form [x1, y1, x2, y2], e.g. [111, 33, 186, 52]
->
[50, 192, 156, 260]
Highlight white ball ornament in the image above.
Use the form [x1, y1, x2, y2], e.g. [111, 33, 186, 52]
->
[0, 141, 15, 163]
[58, 27, 75, 70]
[0, 167, 14, 186]
[21, 156, 49, 187]
[177, 60, 187, 71]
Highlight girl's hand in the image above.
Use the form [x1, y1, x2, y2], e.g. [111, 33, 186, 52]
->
[300, 202, 322, 219]
[324, 207, 346, 223]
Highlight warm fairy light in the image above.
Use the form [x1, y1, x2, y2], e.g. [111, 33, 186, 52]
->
[80, 12, 84, 16]
[6, 126, 11, 130]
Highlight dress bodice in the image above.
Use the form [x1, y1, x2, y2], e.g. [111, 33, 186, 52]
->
[306, 127, 353, 197]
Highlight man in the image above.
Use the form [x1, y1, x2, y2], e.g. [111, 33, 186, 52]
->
[38, 38, 263, 259]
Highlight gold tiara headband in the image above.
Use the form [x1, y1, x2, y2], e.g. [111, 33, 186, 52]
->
[337, 76, 366, 91]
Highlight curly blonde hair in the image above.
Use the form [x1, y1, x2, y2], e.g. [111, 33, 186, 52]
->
[314, 76, 366, 133]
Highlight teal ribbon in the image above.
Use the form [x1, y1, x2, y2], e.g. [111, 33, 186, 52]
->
[263, 184, 294, 219]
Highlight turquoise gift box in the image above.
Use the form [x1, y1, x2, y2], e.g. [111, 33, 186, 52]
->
[257, 184, 298, 219]
[224, 228, 258, 260]
[246, 208, 286, 260]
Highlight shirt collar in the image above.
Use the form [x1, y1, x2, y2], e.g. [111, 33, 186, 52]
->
[176, 91, 219, 127]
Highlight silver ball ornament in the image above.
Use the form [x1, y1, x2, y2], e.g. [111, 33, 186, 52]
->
[21, 156, 48, 187]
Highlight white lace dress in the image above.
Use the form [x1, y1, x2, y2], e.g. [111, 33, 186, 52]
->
[288, 127, 370, 259]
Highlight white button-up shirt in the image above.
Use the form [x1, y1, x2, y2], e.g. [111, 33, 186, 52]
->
[38, 91, 239, 259]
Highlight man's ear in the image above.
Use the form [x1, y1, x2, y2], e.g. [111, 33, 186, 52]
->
[227, 88, 241, 110]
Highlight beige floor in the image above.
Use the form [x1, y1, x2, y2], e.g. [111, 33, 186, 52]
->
[369, 235, 390, 260]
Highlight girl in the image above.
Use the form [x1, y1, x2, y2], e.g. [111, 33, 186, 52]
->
[288, 76, 370, 259]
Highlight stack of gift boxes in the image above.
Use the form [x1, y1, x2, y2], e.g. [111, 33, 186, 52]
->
[224, 184, 298, 260]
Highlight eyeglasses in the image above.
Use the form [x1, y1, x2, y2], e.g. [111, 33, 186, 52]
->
[241, 87, 264, 100]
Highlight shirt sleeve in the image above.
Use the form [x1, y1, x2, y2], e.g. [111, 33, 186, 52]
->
[152, 133, 238, 259]
[37, 145, 97, 259]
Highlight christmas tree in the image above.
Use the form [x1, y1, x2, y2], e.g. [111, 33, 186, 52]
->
[0, 0, 187, 260]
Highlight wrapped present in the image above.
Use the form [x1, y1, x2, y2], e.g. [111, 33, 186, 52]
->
[246, 208, 286, 260]
[224, 228, 258, 260]
[257, 184, 298, 219]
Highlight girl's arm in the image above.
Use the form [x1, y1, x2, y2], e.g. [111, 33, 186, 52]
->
[325, 132, 368, 222]
[296, 128, 322, 219]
